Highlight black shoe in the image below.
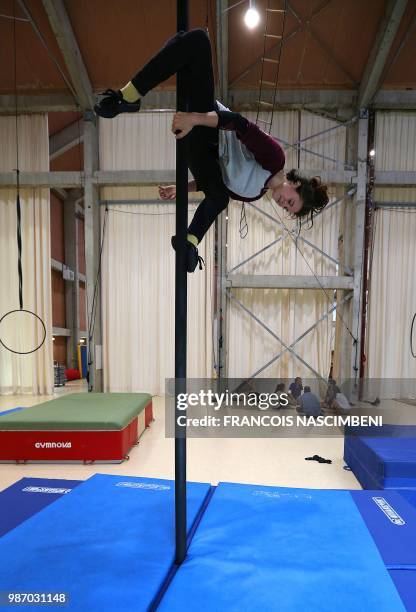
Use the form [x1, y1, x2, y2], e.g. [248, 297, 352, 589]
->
[305, 454, 332, 464]
[94, 89, 141, 118]
[171, 236, 204, 273]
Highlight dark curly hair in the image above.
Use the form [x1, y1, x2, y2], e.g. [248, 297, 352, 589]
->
[285, 169, 329, 225]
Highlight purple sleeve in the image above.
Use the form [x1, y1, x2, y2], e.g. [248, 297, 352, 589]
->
[239, 120, 285, 175]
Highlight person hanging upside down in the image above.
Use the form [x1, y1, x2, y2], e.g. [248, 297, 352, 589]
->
[94, 28, 329, 272]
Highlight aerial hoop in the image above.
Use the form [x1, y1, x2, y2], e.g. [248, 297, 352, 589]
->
[0, 309, 47, 355]
[411, 313, 416, 358]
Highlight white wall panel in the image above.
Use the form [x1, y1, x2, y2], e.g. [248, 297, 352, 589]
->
[375, 112, 416, 171]
[99, 111, 175, 171]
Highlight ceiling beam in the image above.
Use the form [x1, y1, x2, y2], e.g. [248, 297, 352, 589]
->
[0, 94, 77, 113]
[373, 89, 416, 108]
[40, 0, 94, 109]
[230, 89, 357, 110]
[358, 0, 408, 108]
[1, 169, 416, 189]
[375, 170, 416, 185]
[50, 120, 84, 160]
[227, 275, 354, 290]
[51, 187, 68, 200]
[0, 171, 83, 188]
[3, 89, 416, 114]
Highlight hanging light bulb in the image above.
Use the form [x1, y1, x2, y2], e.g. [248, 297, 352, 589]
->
[244, 0, 260, 28]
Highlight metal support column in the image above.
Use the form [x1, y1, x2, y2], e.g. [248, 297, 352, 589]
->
[335, 122, 357, 382]
[175, 0, 188, 566]
[351, 111, 369, 390]
[64, 190, 80, 368]
[216, 0, 229, 383]
[217, 212, 228, 382]
[83, 114, 102, 391]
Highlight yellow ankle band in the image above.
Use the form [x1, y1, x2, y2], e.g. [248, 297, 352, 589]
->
[187, 234, 199, 247]
[120, 81, 140, 103]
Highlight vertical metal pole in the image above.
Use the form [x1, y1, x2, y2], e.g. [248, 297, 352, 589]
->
[175, 0, 188, 566]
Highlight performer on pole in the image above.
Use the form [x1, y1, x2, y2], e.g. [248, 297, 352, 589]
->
[95, 29, 329, 272]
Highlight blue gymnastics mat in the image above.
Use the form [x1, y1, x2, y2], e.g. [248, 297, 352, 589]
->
[400, 488, 416, 510]
[352, 490, 416, 612]
[344, 425, 416, 489]
[0, 477, 81, 537]
[0, 473, 211, 611]
[352, 490, 416, 568]
[159, 482, 406, 611]
[389, 571, 416, 612]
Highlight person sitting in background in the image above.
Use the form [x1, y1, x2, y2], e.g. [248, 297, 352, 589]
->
[323, 379, 351, 414]
[288, 377, 303, 407]
[333, 391, 351, 414]
[297, 386, 323, 417]
[322, 378, 340, 412]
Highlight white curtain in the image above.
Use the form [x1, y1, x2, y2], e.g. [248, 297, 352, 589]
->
[101, 188, 214, 395]
[366, 112, 416, 380]
[99, 113, 214, 394]
[366, 207, 416, 379]
[0, 115, 53, 395]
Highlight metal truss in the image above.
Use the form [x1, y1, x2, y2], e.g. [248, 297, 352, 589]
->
[219, 106, 357, 380]
[228, 190, 352, 278]
[227, 289, 353, 381]
[222, 180, 353, 379]
[278, 116, 358, 170]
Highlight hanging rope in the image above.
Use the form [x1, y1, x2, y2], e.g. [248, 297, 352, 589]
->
[86, 206, 109, 386]
[411, 313, 416, 359]
[0, 2, 46, 355]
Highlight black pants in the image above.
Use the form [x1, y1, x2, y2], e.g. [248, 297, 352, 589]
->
[131, 29, 229, 242]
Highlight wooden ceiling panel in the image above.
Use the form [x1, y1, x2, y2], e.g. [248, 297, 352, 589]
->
[229, 0, 388, 90]
[50, 141, 83, 170]
[64, 0, 217, 92]
[48, 110, 81, 134]
[0, 0, 71, 93]
[381, 3, 416, 88]
[0, 0, 414, 102]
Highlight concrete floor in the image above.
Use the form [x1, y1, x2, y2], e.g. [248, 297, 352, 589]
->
[0, 381, 363, 492]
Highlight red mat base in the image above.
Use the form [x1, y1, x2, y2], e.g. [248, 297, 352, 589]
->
[145, 401, 154, 428]
[0, 400, 154, 464]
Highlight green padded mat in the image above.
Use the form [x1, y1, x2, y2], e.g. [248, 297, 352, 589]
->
[0, 393, 151, 431]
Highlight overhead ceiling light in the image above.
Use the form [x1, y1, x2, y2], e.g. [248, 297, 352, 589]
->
[244, 1, 260, 28]
[369, 149, 375, 157]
